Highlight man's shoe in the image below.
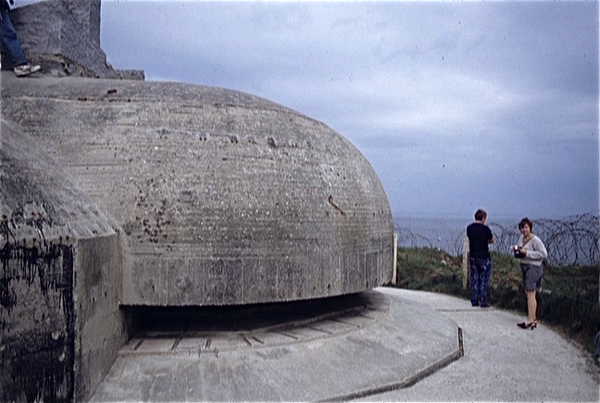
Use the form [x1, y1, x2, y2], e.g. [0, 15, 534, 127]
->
[14, 63, 41, 77]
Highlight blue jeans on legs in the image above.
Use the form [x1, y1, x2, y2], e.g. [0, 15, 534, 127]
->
[0, 9, 27, 67]
[470, 257, 491, 306]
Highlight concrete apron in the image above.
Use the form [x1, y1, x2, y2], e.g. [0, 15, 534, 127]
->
[90, 288, 461, 402]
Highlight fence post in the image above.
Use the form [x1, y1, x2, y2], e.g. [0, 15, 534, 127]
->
[393, 233, 398, 285]
[462, 236, 468, 290]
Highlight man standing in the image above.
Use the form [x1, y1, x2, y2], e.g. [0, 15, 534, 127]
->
[467, 209, 495, 307]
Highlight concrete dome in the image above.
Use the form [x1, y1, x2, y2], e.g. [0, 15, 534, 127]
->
[2, 76, 394, 306]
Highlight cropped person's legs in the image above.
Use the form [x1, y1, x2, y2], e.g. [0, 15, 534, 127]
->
[469, 257, 481, 306]
[479, 258, 492, 307]
[0, 9, 39, 76]
[0, 9, 27, 67]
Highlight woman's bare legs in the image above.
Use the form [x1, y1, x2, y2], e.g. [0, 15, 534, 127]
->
[526, 290, 537, 324]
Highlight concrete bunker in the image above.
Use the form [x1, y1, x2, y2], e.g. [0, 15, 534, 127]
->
[3, 76, 395, 308]
[1, 71, 395, 403]
[1, 1, 395, 401]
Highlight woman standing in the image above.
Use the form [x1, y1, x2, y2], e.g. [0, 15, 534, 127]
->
[512, 218, 548, 329]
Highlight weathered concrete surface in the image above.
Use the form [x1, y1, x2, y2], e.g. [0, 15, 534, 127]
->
[90, 288, 462, 402]
[1, 72, 394, 307]
[0, 120, 128, 402]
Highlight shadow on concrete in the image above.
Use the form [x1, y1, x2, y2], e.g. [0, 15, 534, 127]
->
[124, 291, 383, 336]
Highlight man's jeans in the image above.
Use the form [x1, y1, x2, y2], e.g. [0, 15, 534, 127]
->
[0, 9, 27, 67]
[470, 257, 492, 306]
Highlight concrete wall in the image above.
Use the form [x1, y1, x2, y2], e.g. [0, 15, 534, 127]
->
[74, 234, 128, 402]
[0, 241, 76, 402]
[0, 120, 128, 402]
[0, 234, 126, 402]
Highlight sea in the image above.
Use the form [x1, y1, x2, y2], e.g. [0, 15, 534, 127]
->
[393, 214, 599, 265]
[393, 215, 526, 256]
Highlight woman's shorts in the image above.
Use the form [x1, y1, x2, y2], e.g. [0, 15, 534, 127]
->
[521, 263, 543, 291]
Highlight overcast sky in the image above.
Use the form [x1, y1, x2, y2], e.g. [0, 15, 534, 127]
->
[100, 1, 598, 220]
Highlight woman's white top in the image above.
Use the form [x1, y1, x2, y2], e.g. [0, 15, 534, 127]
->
[517, 234, 548, 266]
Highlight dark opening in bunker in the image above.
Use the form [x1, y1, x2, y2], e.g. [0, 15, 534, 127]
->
[121, 291, 389, 354]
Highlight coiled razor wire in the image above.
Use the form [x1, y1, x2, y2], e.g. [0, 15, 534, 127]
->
[396, 213, 599, 266]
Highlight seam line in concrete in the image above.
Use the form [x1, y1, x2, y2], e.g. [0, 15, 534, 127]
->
[318, 327, 464, 402]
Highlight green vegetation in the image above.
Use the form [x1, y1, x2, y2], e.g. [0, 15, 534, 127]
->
[392, 247, 599, 361]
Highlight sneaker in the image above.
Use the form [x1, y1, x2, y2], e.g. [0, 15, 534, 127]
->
[14, 63, 41, 77]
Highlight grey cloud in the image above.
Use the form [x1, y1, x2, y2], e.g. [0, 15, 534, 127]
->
[101, 1, 598, 218]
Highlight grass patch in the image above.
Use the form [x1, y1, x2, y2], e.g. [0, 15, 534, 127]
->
[393, 247, 599, 362]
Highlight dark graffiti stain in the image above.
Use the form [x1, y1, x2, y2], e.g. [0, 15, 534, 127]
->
[1, 240, 75, 403]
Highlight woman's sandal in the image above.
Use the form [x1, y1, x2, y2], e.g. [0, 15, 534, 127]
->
[517, 320, 537, 330]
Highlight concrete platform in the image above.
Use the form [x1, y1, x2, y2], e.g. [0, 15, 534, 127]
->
[360, 289, 599, 402]
[90, 288, 462, 401]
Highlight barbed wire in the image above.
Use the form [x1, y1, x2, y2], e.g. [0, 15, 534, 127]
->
[489, 214, 599, 266]
[395, 227, 435, 249]
[396, 213, 599, 266]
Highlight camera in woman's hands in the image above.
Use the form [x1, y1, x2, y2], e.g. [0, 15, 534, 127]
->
[513, 246, 526, 258]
